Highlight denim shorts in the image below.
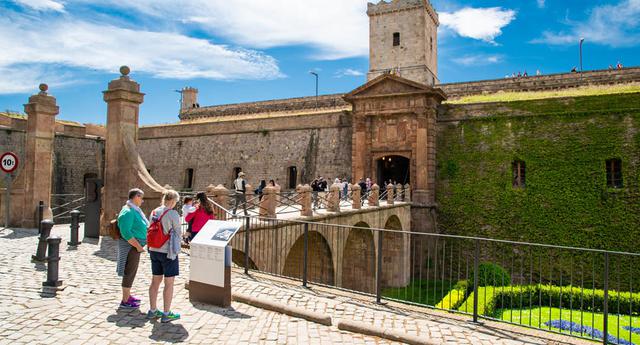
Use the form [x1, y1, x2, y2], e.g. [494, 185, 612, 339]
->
[149, 251, 179, 277]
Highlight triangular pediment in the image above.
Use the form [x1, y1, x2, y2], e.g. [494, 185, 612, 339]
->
[344, 73, 446, 101]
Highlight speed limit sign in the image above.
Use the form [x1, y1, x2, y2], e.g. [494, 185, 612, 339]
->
[1, 152, 18, 174]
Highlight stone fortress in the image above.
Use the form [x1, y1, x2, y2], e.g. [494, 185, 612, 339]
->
[2, 0, 640, 249]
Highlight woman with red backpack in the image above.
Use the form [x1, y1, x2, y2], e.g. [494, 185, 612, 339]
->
[146, 189, 182, 323]
[184, 191, 215, 241]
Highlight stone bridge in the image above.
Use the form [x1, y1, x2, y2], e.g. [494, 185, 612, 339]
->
[229, 203, 412, 294]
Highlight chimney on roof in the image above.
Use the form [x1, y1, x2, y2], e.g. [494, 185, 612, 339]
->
[180, 87, 199, 113]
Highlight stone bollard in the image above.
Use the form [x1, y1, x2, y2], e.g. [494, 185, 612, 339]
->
[327, 183, 341, 212]
[386, 184, 395, 205]
[43, 236, 63, 287]
[351, 184, 362, 210]
[38, 201, 45, 234]
[404, 184, 411, 202]
[368, 184, 380, 207]
[205, 184, 216, 198]
[274, 184, 281, 205]
[298, 184, 313, 217]
[259, 186, 276, 218]
[211, 184, 230, 220]
[67, 210, 81, 246]
[32, 219, 53, 262]
[245, 184, 253, 209]
[396, 183, 404, 201]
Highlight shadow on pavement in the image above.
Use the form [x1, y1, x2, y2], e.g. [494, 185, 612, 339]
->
[106, 308, 148, 328]
[149, 321, 189, 343]
[92, 237, 117, 262]
[192, 303, 253, 319]
[1, 228, 39, 239]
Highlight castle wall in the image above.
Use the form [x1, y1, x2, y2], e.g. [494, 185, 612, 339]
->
[440, 67, 640, 98]
[435, 92, 640, 253]
[138, 111, 353, 191]
[52, 135, 104, 195]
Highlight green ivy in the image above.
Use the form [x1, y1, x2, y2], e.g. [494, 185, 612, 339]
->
[436, 93, 640, 285]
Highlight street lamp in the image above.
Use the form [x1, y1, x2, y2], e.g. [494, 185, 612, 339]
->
[309, 71, 318, 109]
[579, 38, 585, 74]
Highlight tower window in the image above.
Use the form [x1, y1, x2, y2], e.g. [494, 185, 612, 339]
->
[512, 160, 526, 188]
[606, 159, 623, 188]
[393, 32, 400, 46]
[184, 168, 194, 190]
[288, 166, 298, 189]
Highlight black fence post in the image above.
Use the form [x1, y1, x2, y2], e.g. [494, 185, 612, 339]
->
[303, 222, 309, 287]
[67, 210, 81, 246]
[244, 216, 250, 274]
[32, 219, 53, 262]
[376, 230, 384, 304]
[37, 201, 45, 234]
[43, 236, 63, 287]
[473, 239, 480, 323]
[603, 252, 609, 345]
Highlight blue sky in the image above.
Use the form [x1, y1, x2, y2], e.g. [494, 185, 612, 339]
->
[0, 0, 639, 125]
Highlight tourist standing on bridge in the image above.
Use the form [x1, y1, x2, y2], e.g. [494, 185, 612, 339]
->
[116, 188, 149, 310]
[185, 192, 215, 241]
[232, 172, 247, 216]
[147, 189, 182, 323]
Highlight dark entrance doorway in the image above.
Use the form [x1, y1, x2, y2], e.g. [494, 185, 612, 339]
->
[376, 155, 410, 187]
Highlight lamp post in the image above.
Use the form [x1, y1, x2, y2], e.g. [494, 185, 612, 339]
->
[579, 38, 585, 74]
[309, 71, 318, 109]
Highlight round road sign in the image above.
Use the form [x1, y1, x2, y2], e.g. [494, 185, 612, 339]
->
[0, 152, 19, 174]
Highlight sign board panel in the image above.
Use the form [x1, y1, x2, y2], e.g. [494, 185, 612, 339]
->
[189, 220, 242, 287]
[0, 152, 18, 174]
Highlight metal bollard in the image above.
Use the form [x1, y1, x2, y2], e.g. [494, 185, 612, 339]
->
[38, 201, 45, 234]
[32, 219, 53, 262]
[68, 210, 81, 246]
[43, 236, 63, 287]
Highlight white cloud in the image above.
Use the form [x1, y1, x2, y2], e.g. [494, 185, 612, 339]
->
[12, 0, 65, 12]
[334, 68, 364, 78]
[440, 7, 516, 43]
[0, 15, 282, 94]
[532, 0, 640, 47]
[67, 0, 370, 60]
[0, 65, 77, 94]
[537, 0, 545, 9]
[453, 54, 503, 66]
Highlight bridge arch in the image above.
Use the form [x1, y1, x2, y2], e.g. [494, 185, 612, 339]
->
[341, 221, 375, 293]
[382, 215, 410, 288]
[232, 248, 258, 270]
[282, 230, 334, 285]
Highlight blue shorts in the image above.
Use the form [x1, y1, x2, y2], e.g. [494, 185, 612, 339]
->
[150, 251, 179, 277]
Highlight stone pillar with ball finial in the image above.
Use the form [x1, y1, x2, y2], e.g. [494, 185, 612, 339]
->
[21, 83, 59, 228]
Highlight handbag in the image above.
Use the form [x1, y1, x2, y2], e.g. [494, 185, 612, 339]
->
[109, 215, 120, 240]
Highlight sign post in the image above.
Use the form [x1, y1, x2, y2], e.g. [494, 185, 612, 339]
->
[189, 220, 242, 307]
[1, 152, 19, 229]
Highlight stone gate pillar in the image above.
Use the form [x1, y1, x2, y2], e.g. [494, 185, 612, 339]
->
[101, 67, 145, 230]
[386, 184, 395, 205]
[396, 183, 404, 201]
[22, 84, 59, 228]
[211, 184, 230, 220]
[259, 186, 276, 217]
[297, 184, 312, 217]
[327, 183, 341, 212]
[368, 184, 380, 207]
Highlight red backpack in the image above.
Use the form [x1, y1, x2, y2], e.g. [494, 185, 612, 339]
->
[147, 209, 171, 248]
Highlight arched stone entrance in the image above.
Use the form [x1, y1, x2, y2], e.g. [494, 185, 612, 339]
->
[282, 231, 334, 285]
[382, 215, 410, 288]
[341, 222, 375, 293]
[376, 155, 410, 187]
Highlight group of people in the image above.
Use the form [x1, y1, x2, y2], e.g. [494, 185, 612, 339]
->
[231, 171, 281, 216]
[116, 188, 216, 322]
[505, 70, 542, 78]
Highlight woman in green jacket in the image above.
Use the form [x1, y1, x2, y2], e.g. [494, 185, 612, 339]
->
[116, 188, 150, 309]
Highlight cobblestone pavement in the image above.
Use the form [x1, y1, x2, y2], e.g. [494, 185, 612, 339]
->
[0, 225, 591, 345]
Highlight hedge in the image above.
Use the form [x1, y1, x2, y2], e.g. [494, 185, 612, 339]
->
[457, 284, 640, 318]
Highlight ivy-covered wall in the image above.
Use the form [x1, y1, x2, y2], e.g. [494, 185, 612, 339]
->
[436, 93, 640, 253]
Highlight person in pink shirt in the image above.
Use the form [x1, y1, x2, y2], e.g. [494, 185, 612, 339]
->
[185, 192, 215, 241]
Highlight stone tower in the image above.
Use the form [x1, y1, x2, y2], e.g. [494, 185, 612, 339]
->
[367, 0, 439, 86]
[180, 87, 199, 113]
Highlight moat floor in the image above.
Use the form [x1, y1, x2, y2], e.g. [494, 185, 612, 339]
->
[0, 224, 592, 345]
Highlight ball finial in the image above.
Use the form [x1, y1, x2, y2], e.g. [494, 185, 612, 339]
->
[119, 66, 130, 76]
[39, 83, 48, 92]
